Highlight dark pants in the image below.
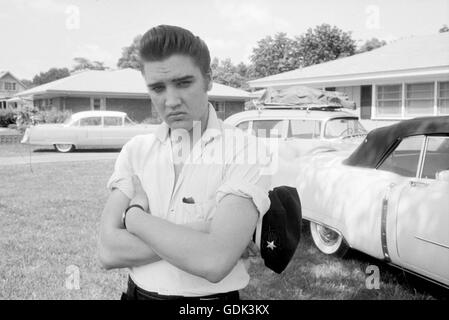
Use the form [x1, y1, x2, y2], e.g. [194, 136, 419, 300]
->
[121, 276, 240, 301]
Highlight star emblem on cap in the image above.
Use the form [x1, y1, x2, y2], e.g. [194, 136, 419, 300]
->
[266, 240, 277, 250]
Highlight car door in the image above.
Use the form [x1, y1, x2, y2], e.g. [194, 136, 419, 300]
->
[102, 116, 127, 147]
[79, 116, 103, 146]
[395, 135, 449, 285]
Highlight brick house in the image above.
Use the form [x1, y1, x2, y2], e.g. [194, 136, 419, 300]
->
[248, 33, 449, 120]
[0, 71, 27, 109]
[14, 68, 250, 121]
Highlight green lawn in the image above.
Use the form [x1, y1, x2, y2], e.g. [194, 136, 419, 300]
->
[0, 143, 54, 158]
[0, 160, 445, 299]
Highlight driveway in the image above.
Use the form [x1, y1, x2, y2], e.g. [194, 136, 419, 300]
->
[0, 151, 119, 166]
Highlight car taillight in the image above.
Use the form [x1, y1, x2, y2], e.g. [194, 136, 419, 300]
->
[21, 128, 30, 144]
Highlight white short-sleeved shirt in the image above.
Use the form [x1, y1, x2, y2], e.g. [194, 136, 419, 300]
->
[107, 104, 272, 296]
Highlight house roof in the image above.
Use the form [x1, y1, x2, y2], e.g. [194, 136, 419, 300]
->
[15, 68, 250, 100]
[249, 33, 449, 88]
[0, 70, 26, 88]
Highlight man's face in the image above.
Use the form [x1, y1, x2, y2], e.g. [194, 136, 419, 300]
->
[142, 54, 212, 131]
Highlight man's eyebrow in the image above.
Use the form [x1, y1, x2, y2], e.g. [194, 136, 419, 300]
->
[172, 75, 195, 82]
[147, 76, 195, 88]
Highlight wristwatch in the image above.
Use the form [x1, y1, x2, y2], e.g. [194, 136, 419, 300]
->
[122, 204, 145, 229]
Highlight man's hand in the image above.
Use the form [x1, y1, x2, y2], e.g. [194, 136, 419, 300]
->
[130, 175, 149, 212]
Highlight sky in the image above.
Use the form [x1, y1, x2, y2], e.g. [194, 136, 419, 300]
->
[1, 0, 448, 80]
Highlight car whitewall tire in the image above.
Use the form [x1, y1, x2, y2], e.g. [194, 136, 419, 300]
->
[54, 144, 75, 153]
[310, 221, 349, 257]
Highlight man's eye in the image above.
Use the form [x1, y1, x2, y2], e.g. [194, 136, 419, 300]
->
[177, 81, 191, 88]
[151, 86, 164, 93]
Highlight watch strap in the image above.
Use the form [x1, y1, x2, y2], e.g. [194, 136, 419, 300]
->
[123, 204, 145, 229]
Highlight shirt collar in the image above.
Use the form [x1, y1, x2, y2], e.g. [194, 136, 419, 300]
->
[155, 103, 222, 144]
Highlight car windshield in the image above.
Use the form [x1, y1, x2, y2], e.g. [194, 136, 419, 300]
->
[324, 118, 367, 139]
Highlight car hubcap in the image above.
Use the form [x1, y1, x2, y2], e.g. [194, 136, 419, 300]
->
[316, 224, 340, 245]
[57, 144, 72, 151]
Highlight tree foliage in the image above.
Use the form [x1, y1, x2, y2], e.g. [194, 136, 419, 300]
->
[20, 79, 34, 89]
[249, 32, 302, 78]
[249, 25, 356, 78]
[357, 38, 387, 53]
[32, 68, 71, 86]
[295, 24, 356, 67]
[71, 57, 107, 72]
[211, 58, 250, 89]
[117, 35, 143, 70]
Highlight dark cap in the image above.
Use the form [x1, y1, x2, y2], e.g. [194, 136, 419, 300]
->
[255, 186, 302, 274]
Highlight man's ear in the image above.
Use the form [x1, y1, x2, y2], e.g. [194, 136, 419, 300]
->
[205, 72, 213, 92]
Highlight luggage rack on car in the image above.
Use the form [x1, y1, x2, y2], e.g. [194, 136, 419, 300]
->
[253, 101, 345, 113]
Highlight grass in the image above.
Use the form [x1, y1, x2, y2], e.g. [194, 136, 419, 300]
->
[0, 160, 446, 300]
[0, 143, 54, 158]
[0, 143, 121, 158]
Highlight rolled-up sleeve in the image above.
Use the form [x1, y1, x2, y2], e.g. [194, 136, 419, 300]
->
[215, 137, 272, 217]
[106, 140, 135, 199]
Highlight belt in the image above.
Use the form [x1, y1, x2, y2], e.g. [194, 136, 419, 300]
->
[121, 276, 240, 301]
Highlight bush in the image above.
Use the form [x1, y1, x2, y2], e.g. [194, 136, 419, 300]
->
[38, 109, 72, 124]
[0, 110, 16, 127]
[14, 107, 72, 127]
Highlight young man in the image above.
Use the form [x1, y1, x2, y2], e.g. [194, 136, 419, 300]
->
[98, 25, 271, 300]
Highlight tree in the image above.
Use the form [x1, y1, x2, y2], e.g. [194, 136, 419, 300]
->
[117, 35, 143, 70]
[249, 32, 302, 78]
[211, 58, 250, 89]
[439, 24, 449, 33]
[71, 57, 107, 72]
[20, 79, 34, 89]
[32, 68, 71, 86]
[295, 24, 356, 67]
[357, 38, 387, 53]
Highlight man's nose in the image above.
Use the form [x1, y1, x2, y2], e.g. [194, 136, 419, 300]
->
[164, 87, 182, 108]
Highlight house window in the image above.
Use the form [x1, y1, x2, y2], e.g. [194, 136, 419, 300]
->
[212, 101, 226, 119]
[376, 84, 402, 116]
[405, 82, 434, 116]
[4, 82, 16, 91]
[438, 81, 449, 115]
[93, 98, 101, 110]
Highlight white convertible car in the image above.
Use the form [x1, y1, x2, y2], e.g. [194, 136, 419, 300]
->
[21, 110, 158, 152]
[295, 116, 449, 287]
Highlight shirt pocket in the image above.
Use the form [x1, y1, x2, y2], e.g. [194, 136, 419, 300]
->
[181, 198, 217, 222]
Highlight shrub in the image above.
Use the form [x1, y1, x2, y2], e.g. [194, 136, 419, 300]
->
[14, 107, 72, 127]
[39, 109, 72, 124]
[0, 110, 16, 127]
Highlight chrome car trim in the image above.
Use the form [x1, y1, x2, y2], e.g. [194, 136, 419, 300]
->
[416, 136, 429, 179]
[415, 236, 449, 250]
[381, 183, 395, 262]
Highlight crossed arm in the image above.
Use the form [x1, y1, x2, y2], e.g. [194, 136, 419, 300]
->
[98, 185, 258, 283]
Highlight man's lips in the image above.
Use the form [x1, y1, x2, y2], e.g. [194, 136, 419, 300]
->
[167, 112, 187, 120]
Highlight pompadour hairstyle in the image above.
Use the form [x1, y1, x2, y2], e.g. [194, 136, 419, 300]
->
[139, 25, 211, 77]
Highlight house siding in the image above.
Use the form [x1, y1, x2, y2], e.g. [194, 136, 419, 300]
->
[0, 73, 27, 109]
[105, 98, 152, 122]
[210, 99, 245, 120]
[65, 97, 91, 113]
